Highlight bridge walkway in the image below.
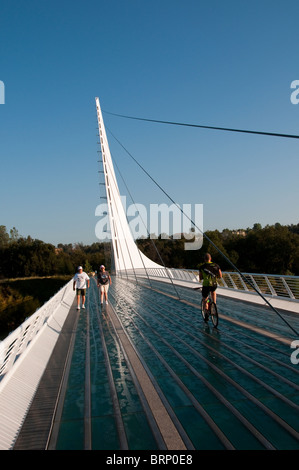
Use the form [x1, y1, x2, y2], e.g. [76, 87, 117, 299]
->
[14, 276, 299, 450]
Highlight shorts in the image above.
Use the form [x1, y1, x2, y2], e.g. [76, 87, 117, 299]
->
[100, 284, 109, 293]
[202, 285, 217, 299]
[76, 288, 86, 296]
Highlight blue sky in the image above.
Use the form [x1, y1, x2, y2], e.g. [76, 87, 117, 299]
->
[0, 0, 298, 245]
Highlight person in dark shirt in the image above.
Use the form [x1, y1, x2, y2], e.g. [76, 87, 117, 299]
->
[97, 265, 112, 306]
[199, 253, 222, 310]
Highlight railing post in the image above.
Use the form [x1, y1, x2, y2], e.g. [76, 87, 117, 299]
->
[249, 275, 261, 294]
[281, 277, 296, 300]
[238, 273, 249, 291]
[264, 275, 277, 297]
[227, 273, 238, 289]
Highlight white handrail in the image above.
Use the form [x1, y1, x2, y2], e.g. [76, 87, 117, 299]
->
[0, 280, 73, 381]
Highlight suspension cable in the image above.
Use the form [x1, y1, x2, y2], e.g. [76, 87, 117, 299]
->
[103, 110, 299, 140]
[107, 128, 299, 338]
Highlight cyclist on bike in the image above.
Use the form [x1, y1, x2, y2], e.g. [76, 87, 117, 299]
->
[199, 253, 222, 311]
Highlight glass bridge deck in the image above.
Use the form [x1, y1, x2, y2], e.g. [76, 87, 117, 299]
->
[51, 276, 299, 450]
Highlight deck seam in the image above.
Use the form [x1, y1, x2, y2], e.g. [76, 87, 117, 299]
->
[106, 303, 188, 450]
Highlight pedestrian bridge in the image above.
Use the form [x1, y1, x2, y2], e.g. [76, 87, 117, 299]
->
[1, 97, 298, 450]
[0, 271, 298, 450]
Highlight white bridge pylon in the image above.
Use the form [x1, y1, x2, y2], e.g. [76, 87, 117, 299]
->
[95, 97, 162, 273]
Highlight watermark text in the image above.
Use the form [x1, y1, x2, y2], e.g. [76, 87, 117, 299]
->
[95, 197, 203, 251]
[290, 80, 299, 105]
[0, 81, 4, 104]
[290, 340, 299, 364]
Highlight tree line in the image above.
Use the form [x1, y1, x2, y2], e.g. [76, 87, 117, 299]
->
[136, 222, 299, 275]
[0, 222, 298, 279]
[0, 226, 109, 279]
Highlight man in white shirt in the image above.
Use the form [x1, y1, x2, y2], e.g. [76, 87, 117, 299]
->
[73, 266, 90, 310]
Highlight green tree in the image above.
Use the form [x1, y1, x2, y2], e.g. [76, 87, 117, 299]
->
[0, 226, 9, 247]
[9, 227, 20, 242]
[84, 259, 93, 273]
[252, 223, 262, 231]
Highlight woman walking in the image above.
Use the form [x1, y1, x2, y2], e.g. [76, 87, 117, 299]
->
[97, 265, 112, 306]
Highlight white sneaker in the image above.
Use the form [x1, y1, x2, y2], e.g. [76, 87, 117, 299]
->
[106, 300, 109, 305]
[82, 305, 85, 309]
[77, 306, 80, 310]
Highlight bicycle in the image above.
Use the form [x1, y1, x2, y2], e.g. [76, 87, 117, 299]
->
[201, 292, 219, 327]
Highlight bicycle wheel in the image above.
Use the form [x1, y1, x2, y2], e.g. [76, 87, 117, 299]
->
[201, 300, 208, 322]
[210, 302, 218, 327]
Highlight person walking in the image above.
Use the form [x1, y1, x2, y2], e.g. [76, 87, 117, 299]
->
[97, 264, 112, 306]
[73, 266, 90, 310]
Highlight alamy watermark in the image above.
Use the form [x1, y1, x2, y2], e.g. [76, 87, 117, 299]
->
[0, 81, 5, 104]
[290, 340, 299, 365]
[95, 197, 203, 251]
[290, 80, 299, 105]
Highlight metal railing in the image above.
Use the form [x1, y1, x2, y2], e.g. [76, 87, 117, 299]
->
[218, 272, 299, 300]
[120, 268, 299, 302]
[0, 280, 73, 381]
[1, 270, 298, 381]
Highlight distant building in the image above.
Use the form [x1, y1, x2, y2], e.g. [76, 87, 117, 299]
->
[232, 230, 246, 237]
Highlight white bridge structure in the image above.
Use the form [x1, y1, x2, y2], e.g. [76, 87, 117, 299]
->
[0, 98, 298, 450]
